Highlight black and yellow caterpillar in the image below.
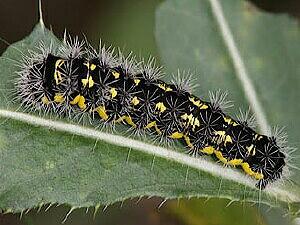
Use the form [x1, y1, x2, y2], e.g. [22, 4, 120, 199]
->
[17, 40, 286, 189]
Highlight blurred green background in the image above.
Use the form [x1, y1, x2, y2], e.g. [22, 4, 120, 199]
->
[0, 0, 299, 225]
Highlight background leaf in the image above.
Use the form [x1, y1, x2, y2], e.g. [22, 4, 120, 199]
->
[0, 0, 299, 218]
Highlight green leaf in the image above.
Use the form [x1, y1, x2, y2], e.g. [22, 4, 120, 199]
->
[0, 0, 299, 215]
[155, 0, 300, 213]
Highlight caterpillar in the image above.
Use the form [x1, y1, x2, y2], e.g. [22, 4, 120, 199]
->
[17, 37, 288, 190]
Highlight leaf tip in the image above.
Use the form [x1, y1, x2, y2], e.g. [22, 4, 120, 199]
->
[38, 0, 45, 30]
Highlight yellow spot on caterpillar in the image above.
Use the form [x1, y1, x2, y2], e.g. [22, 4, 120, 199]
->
[112, 71, 120, 79]
[215, 130, 225, 137]
[214, 131, 232, 146]
[82, 74, 95, 88]
[210, 147, 264, 180]
[215, 130, 226, 141]
[54, 93, 65, 103]
[145, 121, 156, 129]
[183, 135, 193, 148]
[131, 96, 140, 105]
[225, 135, 233, 145]
[201, 146, 214, 155]
[95, 106, 109, 121]
[41, 96, 50, 105]
[199, 104, 208, 110]
[241, 163, 252, 176]
[54, 59, 64, 85]
[82, 78, 88, 87]
[70, 95, 86, 110]
[214, 150, 228, 164]
[193, 118, 200, 128]
[189, 117, 200, 130]
[246, 144, 256, 156]
[189, 97, 201, 107]
[224, 117, 232, 124]
[241, 163, 264, 180]
[155, 102, 167, 113]
[115, 116, 136, 127]
[189, 97, 208, 109]
[83, 61, 96, 70]
[54, 71, 63, 85]
[88, 76, 95, 88]
[77, 97, 86, 110]
[82, 62, 96, 87]
[134, 79, 141, 86]
[124, 116, 136, 127]
[169, 132, 184, 139]
[181, 113, 200, 130]
[222, 118, 239, 127]
[181, 113, 188, 120]
[228, 159, 243, 166]
[186, 114, 195, 124]
[254, 172, 264, 180]
[145, 121, 161, 134]
[158, 83, 172, 91]
[213, 149, 243, 166]
[90, 64, 96, 71]
[110, 88, 117, 98]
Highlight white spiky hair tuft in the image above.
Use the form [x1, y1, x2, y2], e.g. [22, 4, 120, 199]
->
[140, 56, 164, 81]
[236, 107, 256, 129]
[85, 39, 118, 68]
[117, 49, 140, 76]
[171, 69, 198, 93]
[209, 89, 234, 112]
[59, 32, 85, 58]
[271, 126, 288, 148]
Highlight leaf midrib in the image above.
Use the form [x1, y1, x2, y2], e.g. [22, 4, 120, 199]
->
[0, 109, 298, 203]
[208, 0, 270, 134]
